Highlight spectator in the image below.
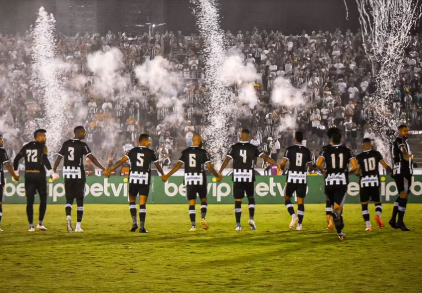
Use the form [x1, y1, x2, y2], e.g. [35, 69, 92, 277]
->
[184, 120, 195, 147]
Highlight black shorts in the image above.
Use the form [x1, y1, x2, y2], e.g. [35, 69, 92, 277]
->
[360, 186, 381, 203]
[325, 185, 347, 206]
[129, 183, 150, 197]
[394, 174, 413, 194]
[65, 179, 86, 200]
[186, 184, 207, 200]
[285, 183, 307, 198]
[25, 176, 47, 198]
[233, 182, 254, 199]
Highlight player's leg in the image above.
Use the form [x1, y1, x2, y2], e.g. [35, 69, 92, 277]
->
[64, 180, 75, 232]
[360, 188, 371, 231]
[186, 186, 197, 231]
[331, 189, 346, 240]
[0, 187, 3, 231]
[199, 185, 209, 230]
[128, 184, 139, 232]
[233, 183, 244, 231]
[25, 180, 36, 231]
[397, 176, 411, 231]
[189, 199, 197, 231]
[284, 184, 298, 229]
[361, 202, 371, 231]
[373, 187, 384, 229]
[139, 184, 150, 233]
[296, 184, 306, 230]
[75, 198, 84, 232]
[36, 180, 48, 231]
[389, 176, 403, 228]
[246, 183, 257, 230]
[325, 196, 334, 230]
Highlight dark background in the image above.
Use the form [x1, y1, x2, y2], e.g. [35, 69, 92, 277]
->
[0, 0, 420, 36]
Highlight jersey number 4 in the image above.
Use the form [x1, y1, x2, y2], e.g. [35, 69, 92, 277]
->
[240, 150, 247, 163]
[26, 150, 37, 162]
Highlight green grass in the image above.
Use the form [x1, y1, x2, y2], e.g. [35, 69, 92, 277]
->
[0, 204, 421, 293]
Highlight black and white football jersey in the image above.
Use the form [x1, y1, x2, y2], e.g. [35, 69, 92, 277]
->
[179, 146, 211, 185]
[58, 139, 92, 180]
[319, 144, 354, 186]
[227, 141, 263, 183]
[356, 149, 383, 187]
[283, 144, 313, 184]
[125, 146, 159, 185]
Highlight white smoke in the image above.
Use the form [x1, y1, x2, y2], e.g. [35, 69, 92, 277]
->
[135, 56, 184, 124]
[87, 48, 127, 97]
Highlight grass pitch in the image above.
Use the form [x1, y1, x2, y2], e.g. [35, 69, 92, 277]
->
[0, 204, 421, 293]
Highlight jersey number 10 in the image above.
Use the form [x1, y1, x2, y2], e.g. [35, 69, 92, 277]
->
[363, 157, 376, 172]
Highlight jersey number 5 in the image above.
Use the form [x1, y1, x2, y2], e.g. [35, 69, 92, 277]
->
[26, 150, 37, 162]
[189, 154, 196, 167]
[137, 153, 144, 167]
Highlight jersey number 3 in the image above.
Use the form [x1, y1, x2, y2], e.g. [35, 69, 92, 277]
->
[26, 150, 37, 162]
[68, 147, 75, 161]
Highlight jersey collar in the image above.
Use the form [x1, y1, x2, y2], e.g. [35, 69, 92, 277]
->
[332, 144, 342, 147]
[239, 140, 249, 143]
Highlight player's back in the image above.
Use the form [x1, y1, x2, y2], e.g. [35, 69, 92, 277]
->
[357, 149, 382, 187]
[285, 144, 313, 184]
[228, 142, 262, 183]
[20, 141, 48, 175]
[59, 139, 92, 180]
[126, 146, 158, 178]
[321, 144, 354, 185]
[180, 147, 211, 185]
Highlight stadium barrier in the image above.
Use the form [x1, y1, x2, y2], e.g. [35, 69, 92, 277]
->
[3, 176, 422, 204]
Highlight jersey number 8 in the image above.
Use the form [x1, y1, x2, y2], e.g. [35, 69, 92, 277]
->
[296, 153, 303, 166]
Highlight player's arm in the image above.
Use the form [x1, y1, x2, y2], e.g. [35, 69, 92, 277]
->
[5, 162, 20, 181]
[349, 157, 358, 173]
[380, 159, 392, 173]
[279, 158, 288, 170]
[161, 162, 183, 182]
[104, 156, 127, 177]
[13, 147, 25, 171]
[260, 153, 278, 167]
[206, 162, 222, 181]
[87, 154, 106, 171]
[218, 156, 232, 175]
[316, 156, 325, 173]
[400, 144, 413, 161]
[42, 146, 59, 180]
[154, 161, 165, 176]
[53, 156, 62, 172]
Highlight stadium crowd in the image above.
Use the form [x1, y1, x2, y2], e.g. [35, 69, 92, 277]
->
[1, 27, 422, 170]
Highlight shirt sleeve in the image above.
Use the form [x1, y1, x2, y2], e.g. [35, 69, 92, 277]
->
[57, 142, 66, 157]
[83, 143, 92, 156]
[227, 146, 234, 159]
[204, 150, 211, 164]
[0, 150, 9, 165]
[256, 145, 264, 158]
[152, 151, 160, 163]
[178, 150, 186, 164]
[283, 148, 289, 160]
[124, 150, 130, 160]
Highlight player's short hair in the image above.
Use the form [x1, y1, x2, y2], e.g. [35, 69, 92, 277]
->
[327, 127, 341, 139]
[241, 129, 250, 134]
[74, 126, 85, 134]
[295, 131, 303, 143]
[34, 129, 47, 139]
[362, 138, 372, 144]
[398, 124, 408, 130]
[138, 134, 150, 143]
[332, 131, 342, 144]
